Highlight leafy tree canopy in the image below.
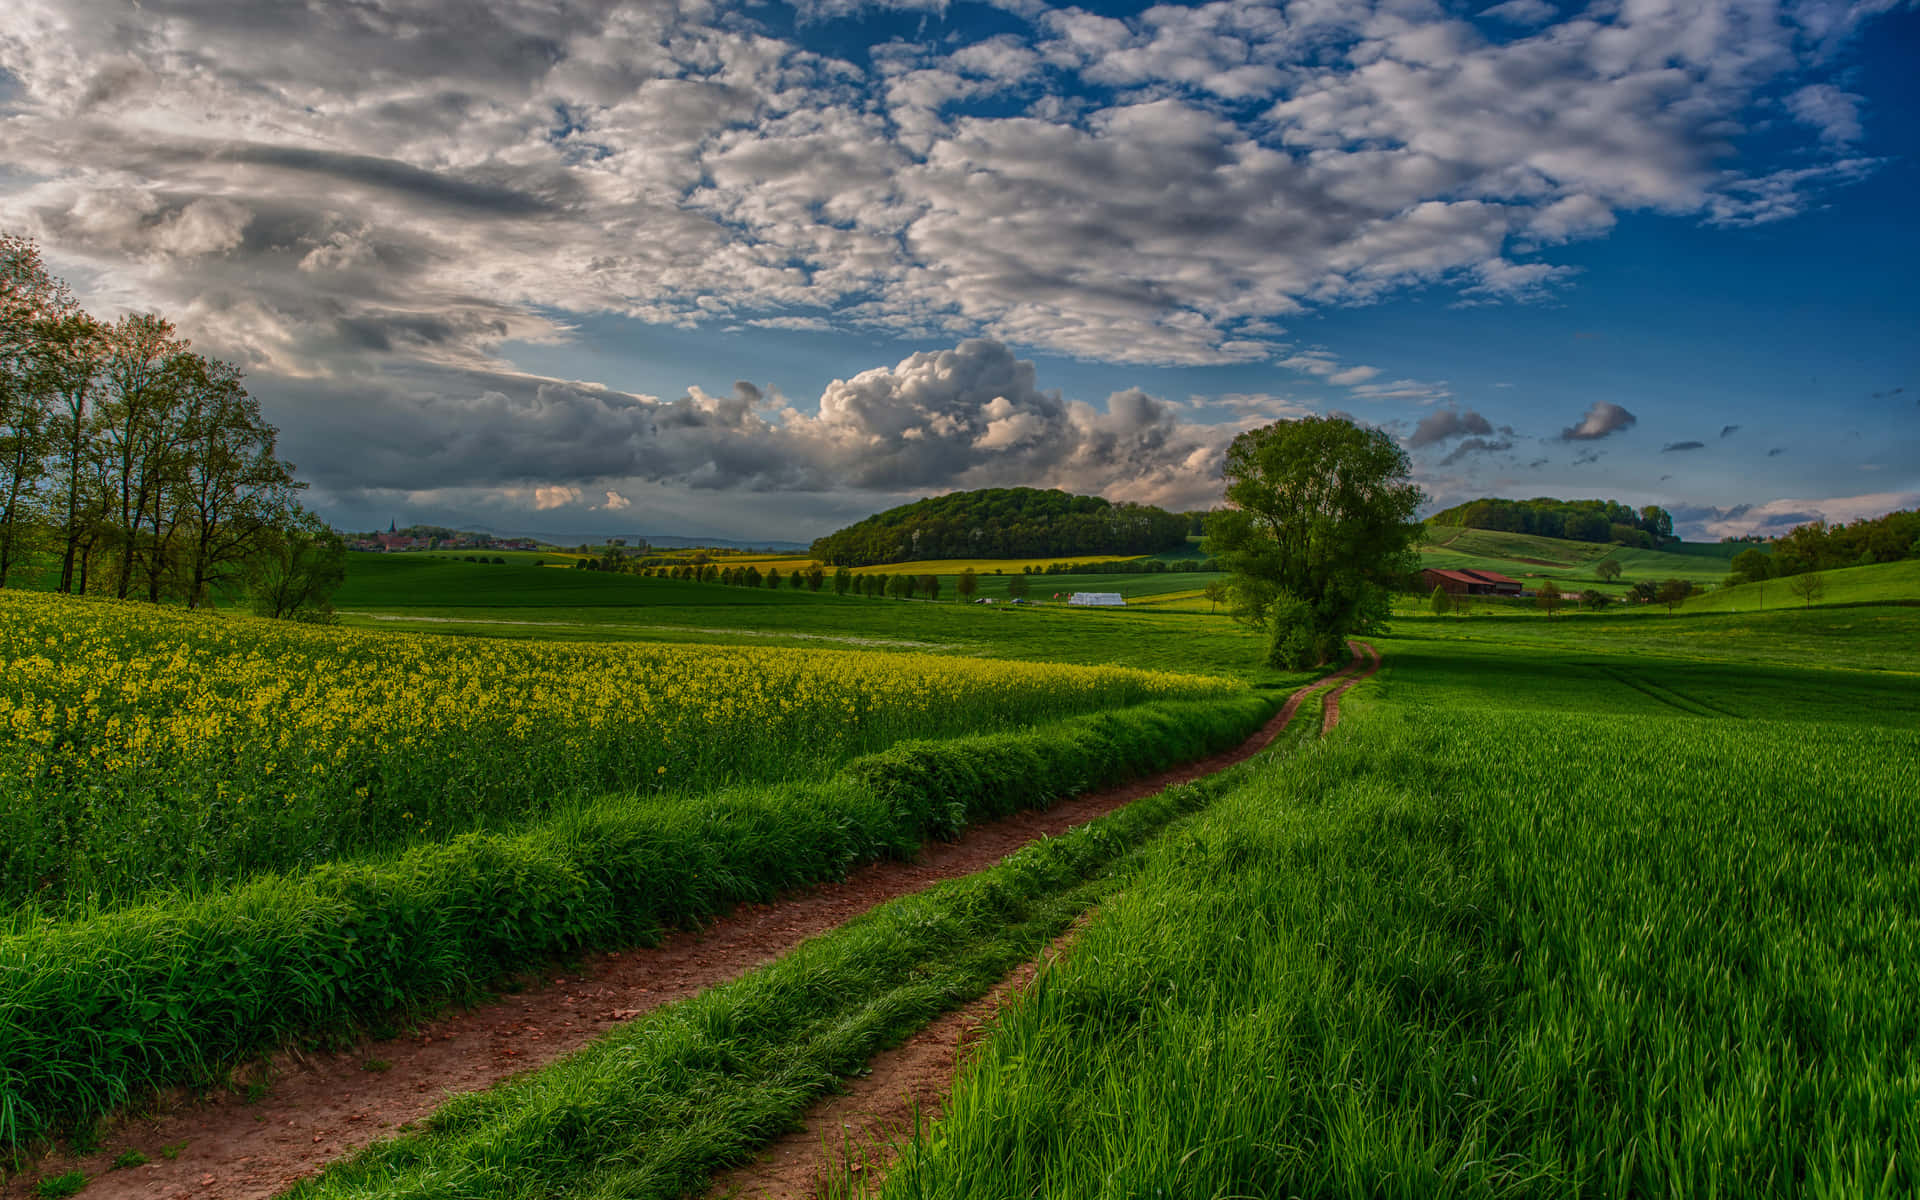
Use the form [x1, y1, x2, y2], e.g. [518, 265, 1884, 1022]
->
[1205, 417, 1422, 669]
[1429, 496, 1675, 546]
[810, 486, 1188, 567]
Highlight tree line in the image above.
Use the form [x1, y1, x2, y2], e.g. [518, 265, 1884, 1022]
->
[810, 486, 1191, 567]
[1428, 496, 1676, 547]
[1726, 509, 1920, 584]
[0, 236, 340, 618]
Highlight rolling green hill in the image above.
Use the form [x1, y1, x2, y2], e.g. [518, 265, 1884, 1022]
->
[1679, 558, 1920, 613]
[1420, 525, 1731, 588]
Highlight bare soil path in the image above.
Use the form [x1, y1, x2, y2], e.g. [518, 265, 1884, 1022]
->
[11, 654, 1369, 1200]
[706, 641, 1381, 1200]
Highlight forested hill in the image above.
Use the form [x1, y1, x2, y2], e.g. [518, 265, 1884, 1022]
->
[810, 487, 1190, 566]
[1429, 497, 1677, 548]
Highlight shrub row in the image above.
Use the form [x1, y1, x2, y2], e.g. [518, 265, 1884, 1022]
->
[295, 736, 1274, 1200]
[0, 693, 1271, 1147]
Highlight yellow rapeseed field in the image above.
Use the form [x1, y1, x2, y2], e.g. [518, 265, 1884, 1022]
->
[1, 590, 1227, 906]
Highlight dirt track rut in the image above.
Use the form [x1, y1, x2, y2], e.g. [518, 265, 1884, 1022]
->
[12, 648, 1378, 1200]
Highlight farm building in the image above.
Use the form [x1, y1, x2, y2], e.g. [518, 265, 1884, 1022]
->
[1068, 592, 1126, 607]
[1422, 568, 1524, 597]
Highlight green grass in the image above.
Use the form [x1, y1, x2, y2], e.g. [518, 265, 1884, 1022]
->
[1420, 525, 1739, 591]
[1678, 557, 1920, 613]
[1397, 604, 1920, 681]
[5, 590, 1233, 912]
[288, 694, 1321, 1200]
[336, 557, 1279, 682]
[0, 694, 1273, 1149]
[875, 622, 1920, 1199]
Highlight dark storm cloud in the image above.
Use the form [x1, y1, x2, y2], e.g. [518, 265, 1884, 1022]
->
[1662, 440, 1706, 452]
[1559, 401, 1637, 441]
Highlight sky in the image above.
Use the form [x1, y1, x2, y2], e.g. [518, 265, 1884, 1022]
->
[1, 0, 1915, 544]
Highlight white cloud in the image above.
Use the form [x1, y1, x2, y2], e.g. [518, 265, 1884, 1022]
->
[534, 485, 583, 510]
[1559, 400, 1637, 441]
[1699, 491, 1920, 539]
[1787, 83, 1865, 146]
[602, 489, 632, 511]
[0, 0, 1897, 515]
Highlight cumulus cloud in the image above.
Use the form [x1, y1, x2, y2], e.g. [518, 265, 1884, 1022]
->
[1408, 407, 1494, 448]
[1438, 434, 1516, 466]
[1690, 491, 1920, 539]
[0, 0, 1899, 530]
[1662, 440, 1707, 452]
[278, 338, 1241, 516]
[1559, 401, 1638, 441]
[0, 0, 1892, 382]
[602, 490, 632, 511]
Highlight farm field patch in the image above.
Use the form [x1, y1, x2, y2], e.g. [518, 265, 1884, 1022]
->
[876, 610, 1920, 1198]
[0, 590, 1228, 912]
[336, 555, 1267, 680]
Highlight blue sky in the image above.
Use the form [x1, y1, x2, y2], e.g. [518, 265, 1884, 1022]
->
[2, 0, 1914, 541]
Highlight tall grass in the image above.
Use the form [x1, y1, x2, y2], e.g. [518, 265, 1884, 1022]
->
[289, 746, 1274, 1200]
[878, 698, 1920, 1197]
[0, 590, 1228, 910]
[0, 694, 1272, 1149]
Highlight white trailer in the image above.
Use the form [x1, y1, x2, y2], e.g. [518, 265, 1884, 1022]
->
[1068, 592, 1125, 606]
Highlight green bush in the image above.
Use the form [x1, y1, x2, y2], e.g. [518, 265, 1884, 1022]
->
[0, 695, 1271, 1147]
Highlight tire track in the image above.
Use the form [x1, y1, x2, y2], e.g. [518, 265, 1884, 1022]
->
[708, 642, 1385, 1200]
[12, 661, 1358, 1200]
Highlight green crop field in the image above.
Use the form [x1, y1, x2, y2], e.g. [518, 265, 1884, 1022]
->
[336, 553, 1259, 681]
[1678, 557, 1920, 613]
[8, 545, 1916, 1200]
[874, 613, 1920, 1198]
[1421, 524, 1740, 590]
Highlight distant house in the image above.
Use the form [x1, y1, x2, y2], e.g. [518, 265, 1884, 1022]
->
[1422, 568, 1523, 597]
[1068, 592, 1126, 607]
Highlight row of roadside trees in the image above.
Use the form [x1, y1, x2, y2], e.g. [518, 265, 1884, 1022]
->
[0, 236, 342, 618]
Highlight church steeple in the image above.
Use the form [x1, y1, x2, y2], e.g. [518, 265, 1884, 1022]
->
[389, 518, 396, 533]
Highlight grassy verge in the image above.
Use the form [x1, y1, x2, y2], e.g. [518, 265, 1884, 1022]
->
[0, 694, 1271, 1149]
[289, 695, 1314, 1200]
[876, 660, 1920, 1197]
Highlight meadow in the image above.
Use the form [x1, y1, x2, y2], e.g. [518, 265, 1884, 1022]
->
[874, 619, 1920, 1198]
[1420, 524, 1740, 592]
[335, 554, 1270, 681]
[8, 546, 1918, 1196]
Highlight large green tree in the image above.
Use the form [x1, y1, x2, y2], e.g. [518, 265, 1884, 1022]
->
[1205, 416, 1422, 669]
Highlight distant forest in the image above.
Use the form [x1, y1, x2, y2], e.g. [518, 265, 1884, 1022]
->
[1729, 508, 1920, 582]
[1429, 497, 1677, 548]
[811, 487, 1192, 566]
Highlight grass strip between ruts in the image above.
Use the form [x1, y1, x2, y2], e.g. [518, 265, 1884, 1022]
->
[288, 693, 1318, 1200]
[0, 693, 1272, 1149]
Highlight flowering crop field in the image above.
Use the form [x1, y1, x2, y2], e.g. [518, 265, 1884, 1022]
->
[0, 591, 1228, 911]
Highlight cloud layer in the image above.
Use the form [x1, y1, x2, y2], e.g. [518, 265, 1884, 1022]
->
[0, 0, 1896, 531]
